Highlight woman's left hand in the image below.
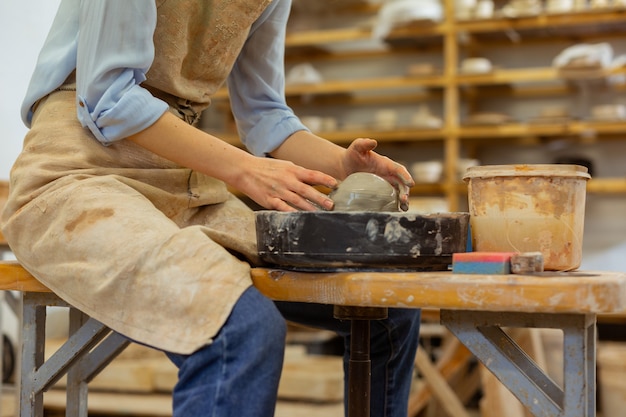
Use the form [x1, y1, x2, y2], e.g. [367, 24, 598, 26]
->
[341, 138, 415, 211]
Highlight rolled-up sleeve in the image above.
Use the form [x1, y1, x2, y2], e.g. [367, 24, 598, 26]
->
[227, 0, 308, 156]
[75, 1, 168, 145]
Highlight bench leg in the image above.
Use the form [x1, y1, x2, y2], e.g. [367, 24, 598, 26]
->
[66, 308, 91, 417]
[20, 293, 46, 417]
[19, 293, 131, 417]
[65, 308, 131, 417]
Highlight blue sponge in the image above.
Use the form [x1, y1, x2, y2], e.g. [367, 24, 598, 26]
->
[452, 252, 515, 274]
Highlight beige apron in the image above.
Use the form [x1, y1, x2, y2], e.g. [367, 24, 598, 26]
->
[1, 0, 273, 354]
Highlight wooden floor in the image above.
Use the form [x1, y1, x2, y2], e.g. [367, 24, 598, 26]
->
[1, 387, 16, 417]
[2, 395, 480, 417]
[1, 389, 344, 417]
[0, 386, 484, 417]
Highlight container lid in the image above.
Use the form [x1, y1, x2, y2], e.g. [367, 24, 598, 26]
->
[463, 164, 591, 181]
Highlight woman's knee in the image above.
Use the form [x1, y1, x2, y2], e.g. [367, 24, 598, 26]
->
[166, 287, 286, 368]
[228, 286, 287, 350]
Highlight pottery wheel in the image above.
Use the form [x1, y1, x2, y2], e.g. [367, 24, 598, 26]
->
[255, 211, 470, 270]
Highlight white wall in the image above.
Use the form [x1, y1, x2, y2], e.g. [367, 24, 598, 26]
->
[0, 1, 61, 180]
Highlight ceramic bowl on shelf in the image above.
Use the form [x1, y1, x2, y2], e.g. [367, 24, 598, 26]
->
[410, 161, 443, 183]
[300, 116, 324, 132]
[301, 116, 339, 132]
[407, 196, 449, 214]
[553, 43, 614, 70]
[590, 0, 611, 8]
[572, 0, 588, 10]
[474, 0, 495, 19]
[460, 57, 493, 74]
[591, 104, 626, 121]
[455, 0, 477, 19]
[410, 105, 443, 129]
[285, 63, 323, 85]
[500, 0, 543, 17]
[546, 0, 574, 13]
[540, 106, 570, 118]
[465, 112, 513, 125]
[529, 106, 572, 124]
[372, 0, 443, 39]
[374, 109, 399, 130]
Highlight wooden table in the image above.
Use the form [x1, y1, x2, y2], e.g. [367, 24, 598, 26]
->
[251, 268, 626, 417]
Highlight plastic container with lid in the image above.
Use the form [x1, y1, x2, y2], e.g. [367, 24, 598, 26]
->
[463, 164, 591, 271]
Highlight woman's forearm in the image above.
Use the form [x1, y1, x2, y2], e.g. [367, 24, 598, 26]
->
[127, 112, 337, 211]
[127, 111, 255, 186]
[269, 130, 348, 180]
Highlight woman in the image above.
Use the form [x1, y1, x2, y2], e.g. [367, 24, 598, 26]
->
[1, 1, 421, 416]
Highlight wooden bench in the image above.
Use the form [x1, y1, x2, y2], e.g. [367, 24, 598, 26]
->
[0, 260, 131, 417]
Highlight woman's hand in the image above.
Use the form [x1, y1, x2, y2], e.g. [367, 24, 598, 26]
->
[235, 156, 338, 212]
[341, 138, 415, 210]
[266, 131, 413, 211]
[127, 113, 338, 212]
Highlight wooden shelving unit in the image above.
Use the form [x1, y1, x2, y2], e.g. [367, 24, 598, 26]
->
[204, 1, 626, 211]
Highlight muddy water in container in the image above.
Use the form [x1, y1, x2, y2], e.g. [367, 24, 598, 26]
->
[463, 164, 591, 271]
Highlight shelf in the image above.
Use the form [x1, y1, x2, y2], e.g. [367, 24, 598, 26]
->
[462, 82, 626, 99]
[587, 178, 626, 194]
[211, 67, 625, 100]
[284, 9, 626, 48]
[285, 27, 373, 47]
[457, 67, 559, 85]
[286, 66, 620, 95]
[208, 128, 445, 147]
[456, 8, 626, 34]
[457, 67, 626, 86]
[286, 75, 446, 95]
[322, 128, 444, 144]
[212, 74, 446, 101]
[208, 120, 626, 148]
[284, 9, 626, 50]
[458, 121, 626, 139]
[285, 22, 447, 49]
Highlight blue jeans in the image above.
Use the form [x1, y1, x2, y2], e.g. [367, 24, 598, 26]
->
[166, 286, 421, 417]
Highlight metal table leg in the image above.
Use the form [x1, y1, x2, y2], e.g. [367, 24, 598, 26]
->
[334, 306, 388, 417]
[441, 310, 596, 417]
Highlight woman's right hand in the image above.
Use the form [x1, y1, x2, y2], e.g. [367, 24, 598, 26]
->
[235, 156, 338, 212]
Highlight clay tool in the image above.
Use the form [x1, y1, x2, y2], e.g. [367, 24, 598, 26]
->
[511, 252, 544, 274]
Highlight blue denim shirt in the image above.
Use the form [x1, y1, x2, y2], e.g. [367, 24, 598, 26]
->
[20, 0, 307, 156]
